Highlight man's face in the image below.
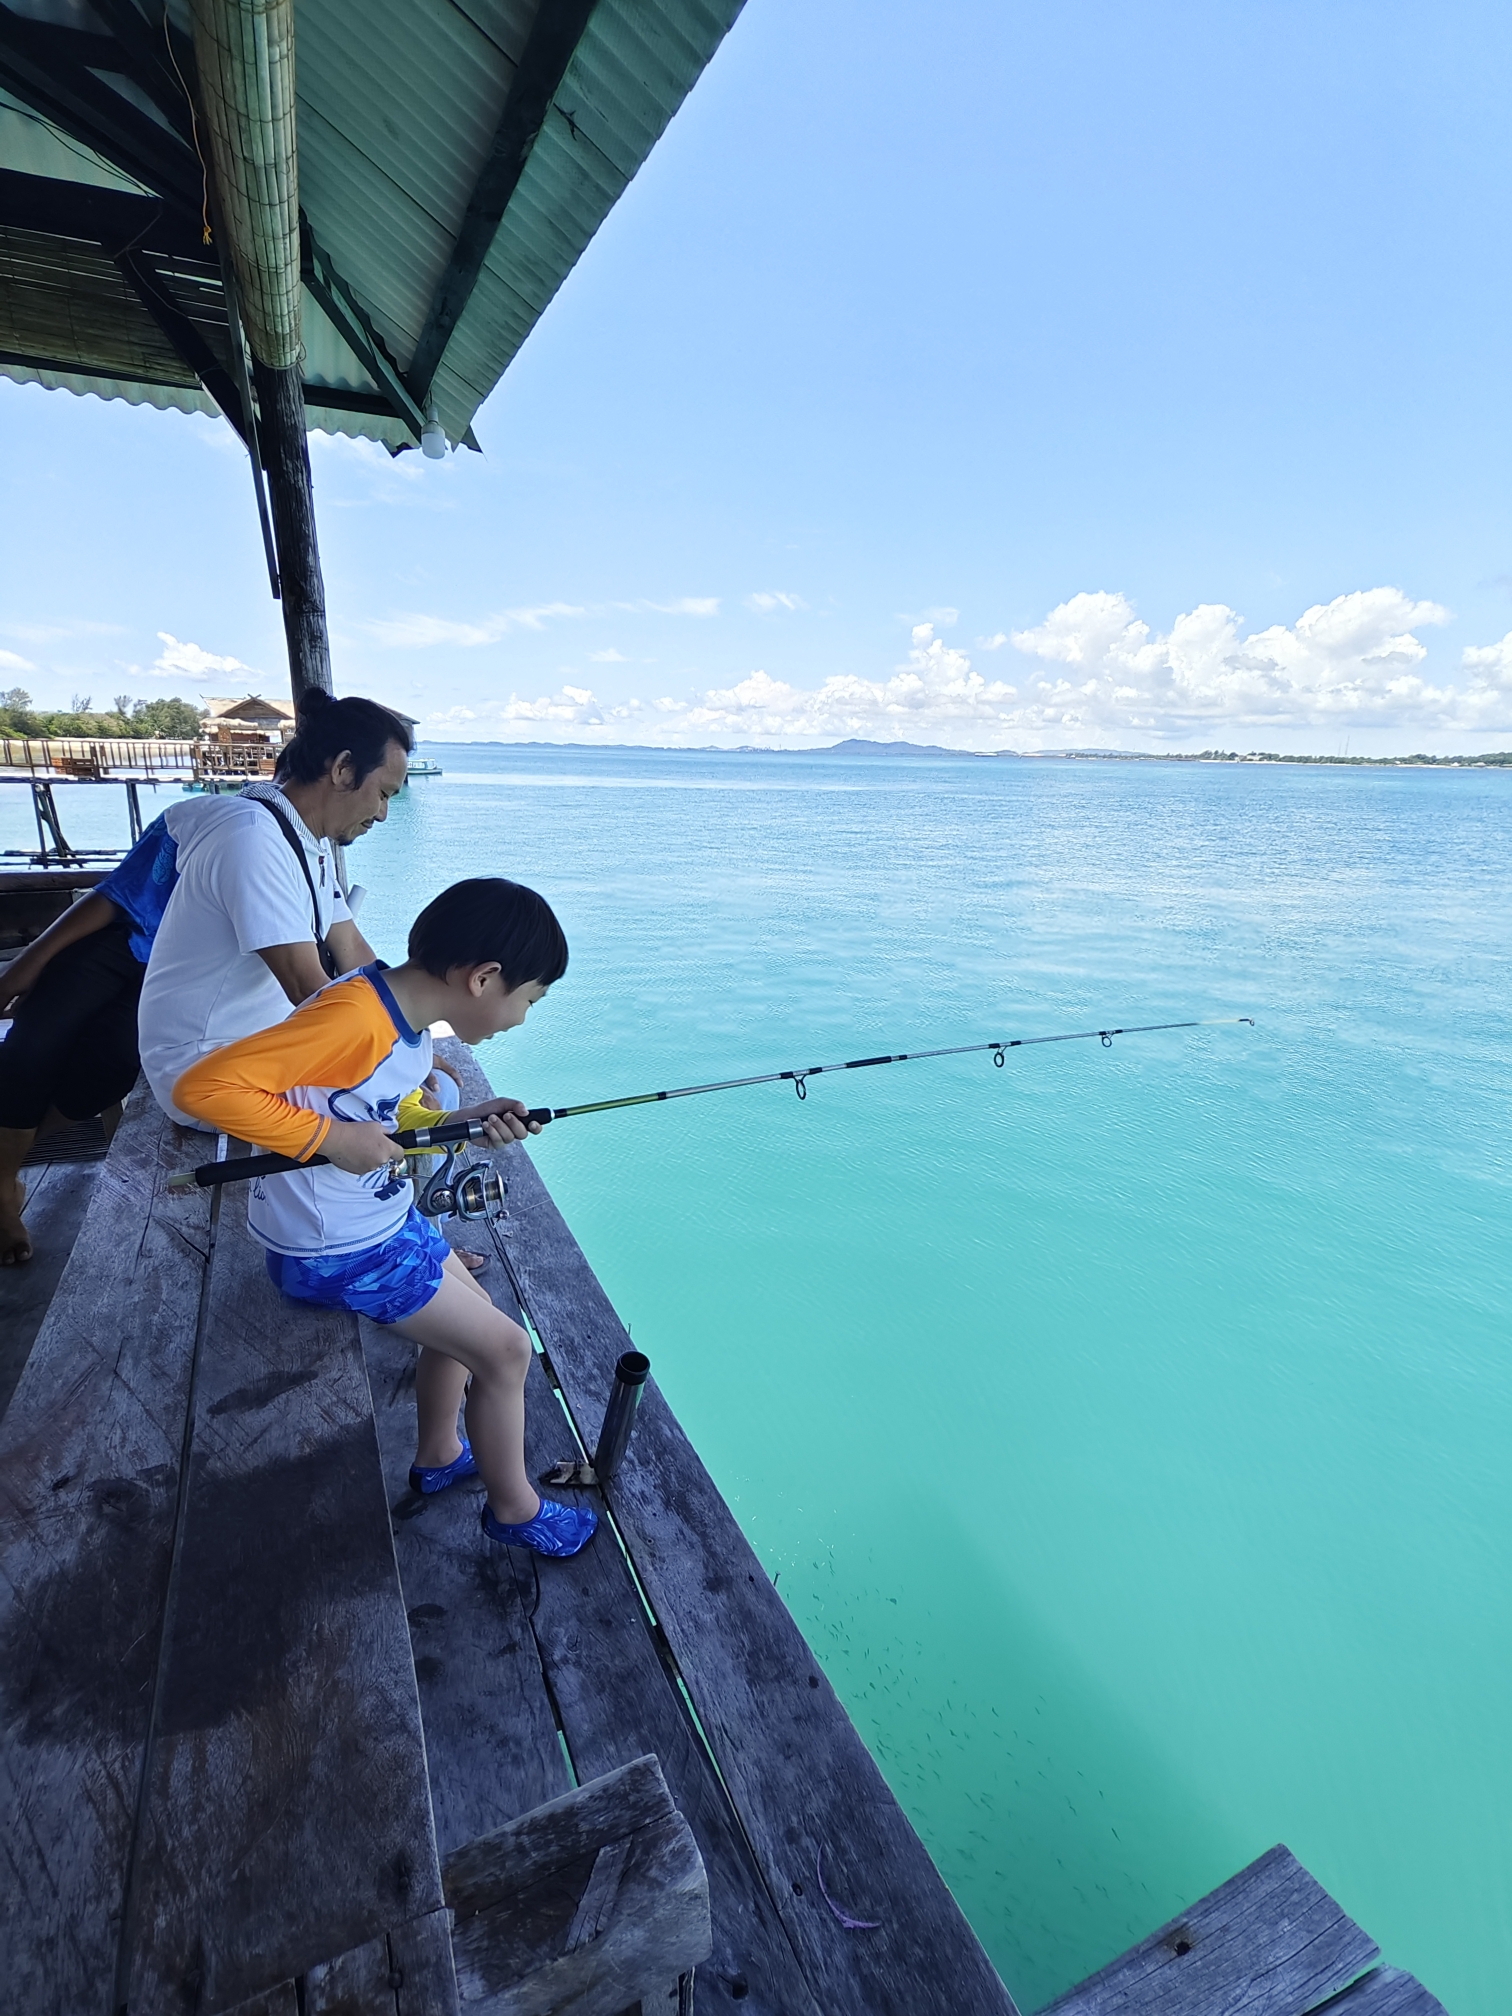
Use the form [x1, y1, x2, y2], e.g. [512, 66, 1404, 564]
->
[333, 740, 409, 843]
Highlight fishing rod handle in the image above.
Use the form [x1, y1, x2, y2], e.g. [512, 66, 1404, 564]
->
[169, 1117, 488, 1193]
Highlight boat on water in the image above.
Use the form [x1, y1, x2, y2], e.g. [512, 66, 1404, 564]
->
[406, 757, 443, 778]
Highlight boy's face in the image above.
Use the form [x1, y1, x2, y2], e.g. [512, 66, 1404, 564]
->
[449, 967, 548, 1042]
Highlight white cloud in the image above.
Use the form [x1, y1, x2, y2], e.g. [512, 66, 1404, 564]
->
[632, 597, 720, 617]
[413, 586, 1512, 749]
[977, 632, 1010, 651]
[149, 633, 256, 681]
[745, 591, 807, 613]
[0, 648, 35, 673]
[1005, 587, 1471, 732]
[368, 603, 583, 647]
[589, 646, 628, 662]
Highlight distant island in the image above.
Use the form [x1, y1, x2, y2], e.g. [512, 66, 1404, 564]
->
[451, 735, 1512, 767]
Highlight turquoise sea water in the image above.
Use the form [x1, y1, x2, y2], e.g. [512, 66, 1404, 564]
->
[12, 752, 1508, 2011]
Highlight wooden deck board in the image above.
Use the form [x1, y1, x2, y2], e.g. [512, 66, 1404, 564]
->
[0, 1160, 104, 1422]
[1322, 1967, 1450, 2016]
[118, 1178, 450, 2014]
[362, 1276, 572, 1856]
[1041, 1844, 1380, 2016]
[0, 1088, 213, 2015]
[434, 1041, 1014, 2016]
[513, 1351, 823, 2016]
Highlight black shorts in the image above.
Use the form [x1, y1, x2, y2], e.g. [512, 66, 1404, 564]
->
[0, 916, 144, 1129]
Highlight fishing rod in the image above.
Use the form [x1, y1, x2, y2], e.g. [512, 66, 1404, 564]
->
[167, 1015, 1254, 1207]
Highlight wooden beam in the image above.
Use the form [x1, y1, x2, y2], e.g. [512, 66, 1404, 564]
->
[302, 219, 424, 440]
[0, 6, 202, 213]
[113, 246, 250, 442]
[253, 358, 333, 701]
[0, 166, 207, 260]
[83, 0, 201, 137]
[407, 0, 599, 402]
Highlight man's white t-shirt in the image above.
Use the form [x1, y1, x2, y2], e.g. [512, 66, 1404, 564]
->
[139, 784, 351, 1123]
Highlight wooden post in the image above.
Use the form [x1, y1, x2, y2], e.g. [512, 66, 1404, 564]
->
[252, 358, 332, 704]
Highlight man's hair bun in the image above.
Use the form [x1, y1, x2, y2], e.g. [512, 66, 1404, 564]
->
[276, 690, 412, 786]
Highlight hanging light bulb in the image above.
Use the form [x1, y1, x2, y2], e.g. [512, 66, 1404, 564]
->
[420, 403, 447, 459]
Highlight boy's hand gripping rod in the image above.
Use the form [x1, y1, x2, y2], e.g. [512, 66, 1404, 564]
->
[166, 1117, 490, 1195]
[167, 1016, 1254, 1194]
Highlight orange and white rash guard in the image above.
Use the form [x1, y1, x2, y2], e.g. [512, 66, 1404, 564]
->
[173, 965, 432, 1258]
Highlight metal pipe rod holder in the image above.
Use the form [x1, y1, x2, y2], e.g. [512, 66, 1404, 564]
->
[593, 1351, 651, 1483]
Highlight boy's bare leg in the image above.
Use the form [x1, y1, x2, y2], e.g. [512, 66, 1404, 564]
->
[413, 1348, 469, 1468]
[0, 1126, 34, 1265]
[392, 1256, 539, 1524]
[411, 1256, 497, 1464]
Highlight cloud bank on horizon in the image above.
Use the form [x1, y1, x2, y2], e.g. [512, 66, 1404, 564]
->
[417, 587, 1512, 749]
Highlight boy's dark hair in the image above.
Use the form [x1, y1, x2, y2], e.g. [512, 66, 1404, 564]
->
[408, 878, 568, 988]
[276, 689, 413, 785]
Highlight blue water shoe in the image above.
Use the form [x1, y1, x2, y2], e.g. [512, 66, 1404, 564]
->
[408, 1438, 480, 1495]
[482, 1496, 598, 1557]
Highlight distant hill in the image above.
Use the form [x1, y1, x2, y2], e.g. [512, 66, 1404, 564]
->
[821, 737, 987, 759]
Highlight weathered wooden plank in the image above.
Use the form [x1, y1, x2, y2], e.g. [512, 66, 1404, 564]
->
[0, 1087, 213, 2016]
[430, 1042, 824, 2016]
[1320, 1967, 1449, 2016]
[306, 1930, 398, 2015]
[360, 1270, 570, 1858]
[0, 1158, 103, 1422]
[217, 1985, 301, 2016]
[302, 1908, 463, 2016]
[445, 1755, 674, 1915]
[117, 1177, 450, 2014]
[445, 1754, 711, 2016]
[484, 1140, 1018, 2016]
[391, 1908, 463, 2016]
[1041, 1844, 1380, 2016]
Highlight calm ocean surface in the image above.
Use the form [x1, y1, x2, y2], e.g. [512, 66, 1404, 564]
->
[16, 749, 1509, 2011]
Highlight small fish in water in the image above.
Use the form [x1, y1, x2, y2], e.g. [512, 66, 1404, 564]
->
[815, 1844, 882, 1931]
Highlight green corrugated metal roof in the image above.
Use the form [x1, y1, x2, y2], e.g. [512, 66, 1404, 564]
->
[0, 0, 744, 448]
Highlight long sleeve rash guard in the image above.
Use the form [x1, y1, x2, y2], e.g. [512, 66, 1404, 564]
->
[173, 966, 433, 1257]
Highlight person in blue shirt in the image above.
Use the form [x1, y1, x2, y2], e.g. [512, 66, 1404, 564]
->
[0, 812, 180, 1264]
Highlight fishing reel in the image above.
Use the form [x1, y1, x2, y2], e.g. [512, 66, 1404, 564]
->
[415, 1143, 509, 1223]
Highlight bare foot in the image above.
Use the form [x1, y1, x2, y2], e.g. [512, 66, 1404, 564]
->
[0, 1174, 32, 1266]
[457, 1248, 488, 1274]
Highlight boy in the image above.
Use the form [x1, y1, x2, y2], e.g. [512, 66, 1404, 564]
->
[173, 877, 596, 1559]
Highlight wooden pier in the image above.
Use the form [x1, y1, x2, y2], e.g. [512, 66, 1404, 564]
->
[0, 1047, 1452, 2015]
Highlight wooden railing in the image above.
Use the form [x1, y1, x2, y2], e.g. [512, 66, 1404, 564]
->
[0, 737, 197, 777]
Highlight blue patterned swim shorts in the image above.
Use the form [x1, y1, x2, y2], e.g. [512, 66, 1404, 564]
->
[265, 1207, 450, 1325]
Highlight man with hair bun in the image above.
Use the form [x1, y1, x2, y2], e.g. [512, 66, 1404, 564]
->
[137, 689, 411, 1124]
[1, 691, 414, 1263]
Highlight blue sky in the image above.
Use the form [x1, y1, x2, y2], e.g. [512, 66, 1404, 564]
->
[4, 0, 1512, 753]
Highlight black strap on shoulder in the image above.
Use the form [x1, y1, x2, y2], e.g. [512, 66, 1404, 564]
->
[252, 794, 340, 979]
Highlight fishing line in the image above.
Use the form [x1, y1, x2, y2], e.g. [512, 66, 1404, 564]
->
[168, 1014, 1254, 1195]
